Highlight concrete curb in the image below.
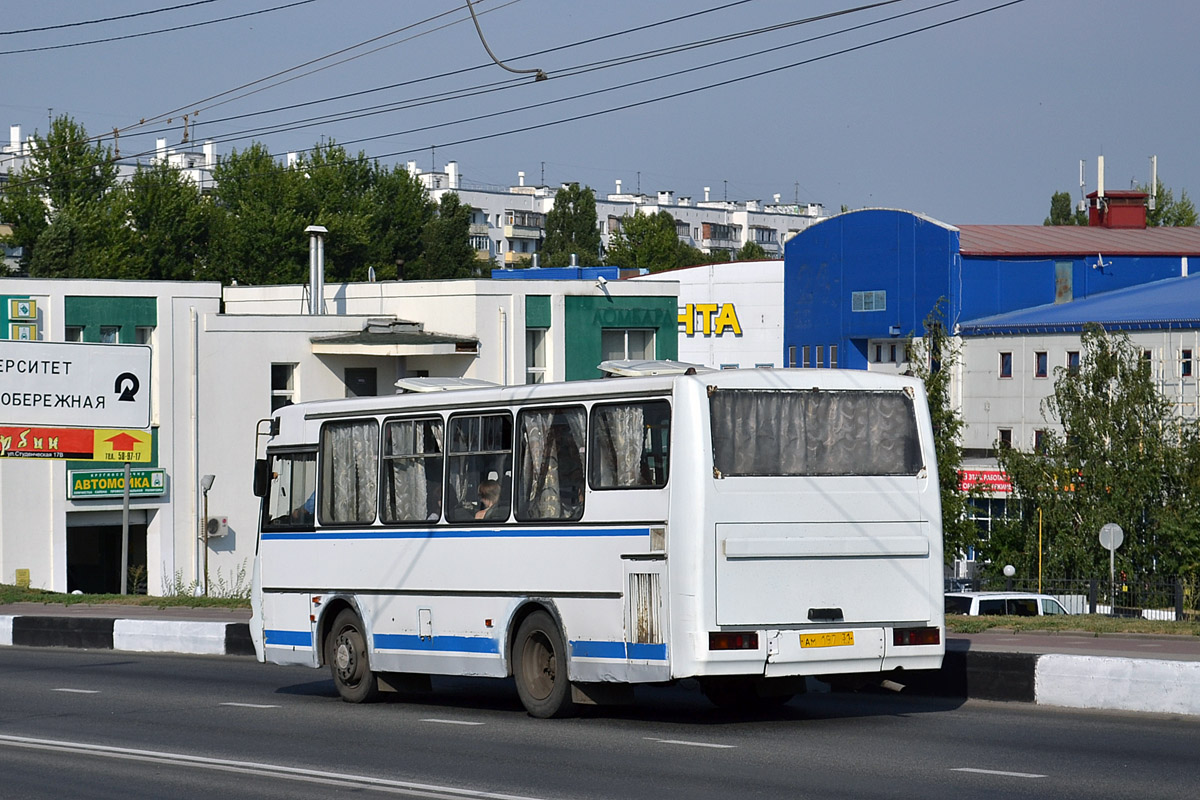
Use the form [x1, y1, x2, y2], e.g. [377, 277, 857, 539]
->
[4, 614, 1199, 716]
[0, 614, 253, 657]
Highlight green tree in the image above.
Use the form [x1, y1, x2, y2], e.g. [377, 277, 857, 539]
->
[1043, 190, 1087, 226]
[735, 241, 769, 260]
[541, 183, 601, 267]
[120, 160, 212, 281]
[209, 142, 307, 285]
[1137, 179, 1198, 227]
[0, 115, 120, 274]
[410, 192, 476, 279]
[907, 301, 978, 565]
[605, 210, 684, 273]
[367, 163, 433, 281]
[997, 324, 1200, 580]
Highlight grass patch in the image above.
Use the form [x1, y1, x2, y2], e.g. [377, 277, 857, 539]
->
[0, 583, 250, 610]
[946, 614, 1200, 636]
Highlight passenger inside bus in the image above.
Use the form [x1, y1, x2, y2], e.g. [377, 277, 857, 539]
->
[475, 479, 501, 519]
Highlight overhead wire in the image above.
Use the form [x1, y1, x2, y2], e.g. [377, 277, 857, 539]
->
[2, 0, 224, 36]
[0, 0, 320, 57]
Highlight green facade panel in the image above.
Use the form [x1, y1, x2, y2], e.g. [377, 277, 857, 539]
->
[65, 297, 157, 343]
[563, 296, 678, 381]
[525, 295, 552, 328]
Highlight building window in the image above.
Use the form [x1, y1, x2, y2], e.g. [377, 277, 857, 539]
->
[1067, 350, 1080, 374]
[1034, 429, 1047, 452]
[601, 328, 654, 361]
[829, 345, 838, 368]
[344, 367, 377, 398]
[999, 352, 1013, 379]
[1141, 349, 1153, 377]
[788, 345, 797, 368]
[65, 326, 83, 342]
[889, 344, 897, 363]
[99, 326, 120, 344]
[1034, 351, 1048, 378]
[815, 345, 824, 369]
[873, 344, 882, 363]
[1183, 349, 1193, 378]
[998, 428, 1012, 449]
[135, 326, 154, 345]
[526, 329, 547, 384]
[271, 364, 296, 411]
[802, 345, 811, 368]
[720, 363, 739, 370]
[851, 290, 886, 312]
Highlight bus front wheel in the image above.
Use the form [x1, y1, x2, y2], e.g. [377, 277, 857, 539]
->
[513, 611, 576, 718]
[327, 609, 379, 703]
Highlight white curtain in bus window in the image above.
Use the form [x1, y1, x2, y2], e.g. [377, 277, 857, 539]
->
[589, 401, 670, 489]
[382, 417, 444, 523]
[446, 413, 513, 522]
[709, 390, 922, 477]
[320, 419, 379, 523]
[265, 452, 316, 526]
[517, 407, 586, 521]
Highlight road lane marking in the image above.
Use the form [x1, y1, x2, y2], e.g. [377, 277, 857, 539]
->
[219, 702, 280, 709]
[644, 737, 736, 749]
[952, 767, 1046, 779]
[421, 719, 486, 726]
[53, 688, 99, 694]
[0, 734, 547, 799]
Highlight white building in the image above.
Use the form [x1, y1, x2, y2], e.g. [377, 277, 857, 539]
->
[632, 260, 785, 369]
[408, 161, 826, 265]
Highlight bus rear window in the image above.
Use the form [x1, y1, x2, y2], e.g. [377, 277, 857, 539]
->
[709, 389, 922, 477]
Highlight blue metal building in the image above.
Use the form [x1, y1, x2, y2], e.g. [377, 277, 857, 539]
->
[782, 208, 1200, 370]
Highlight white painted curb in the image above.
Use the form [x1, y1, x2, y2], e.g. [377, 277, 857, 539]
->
[0, 616, 12, 647]
[1036, 654, 1200, 716]
[112, 619, 228, 655]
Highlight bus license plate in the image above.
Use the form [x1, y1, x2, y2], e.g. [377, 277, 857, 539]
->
[800, 631, 854, 648]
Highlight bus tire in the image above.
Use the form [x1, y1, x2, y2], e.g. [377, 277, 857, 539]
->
[327, 609, 379, 703]
[513, 611, 576, 718]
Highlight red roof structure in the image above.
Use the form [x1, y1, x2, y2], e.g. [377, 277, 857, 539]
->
[957, 225, 1200, 257]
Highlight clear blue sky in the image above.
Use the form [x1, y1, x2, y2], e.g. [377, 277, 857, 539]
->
[4, 0, 1197, 224]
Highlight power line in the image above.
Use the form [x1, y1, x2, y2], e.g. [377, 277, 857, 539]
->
[2, 0, 225, 36]
[0, 0, 320, 57]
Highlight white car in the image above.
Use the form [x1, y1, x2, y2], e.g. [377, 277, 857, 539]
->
[945, 591, 1070, 617]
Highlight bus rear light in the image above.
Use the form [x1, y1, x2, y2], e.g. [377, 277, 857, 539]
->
[709, 632, 759, 651]
[893, 627, 940, 647]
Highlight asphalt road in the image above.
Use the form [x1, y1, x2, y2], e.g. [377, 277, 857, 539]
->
[1, 647, 1197, 800]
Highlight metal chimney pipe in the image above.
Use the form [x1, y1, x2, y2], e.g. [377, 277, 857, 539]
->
[1097, 155, 1105, 199]
[305, 225, 328, 315]
[570, 253, 578, 267]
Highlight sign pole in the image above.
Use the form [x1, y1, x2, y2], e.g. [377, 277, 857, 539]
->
[120, 461, 131, 594]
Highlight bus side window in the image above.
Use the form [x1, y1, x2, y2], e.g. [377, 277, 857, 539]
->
[319, 419, 379, 525]
[446, 412, 513, 523]
[516, 406, 586, 522]
[381, 417, 444, 524]
[589, 401, 671, 490]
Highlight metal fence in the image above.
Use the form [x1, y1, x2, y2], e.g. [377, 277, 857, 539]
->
[946, 576, 1199, 620]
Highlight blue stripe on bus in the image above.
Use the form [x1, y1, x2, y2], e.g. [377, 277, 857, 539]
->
[374, 633, 500, 654]
[570, 640, 668, 661]
[264, 629, 313, 647]
[262, 527, 649, 541]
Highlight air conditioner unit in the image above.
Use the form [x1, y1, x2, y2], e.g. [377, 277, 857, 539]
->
[205, 515, 229, 539]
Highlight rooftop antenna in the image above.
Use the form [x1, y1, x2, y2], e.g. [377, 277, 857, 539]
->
[1077, 159, 1087, 214]
[1148, 155, 1157, 211]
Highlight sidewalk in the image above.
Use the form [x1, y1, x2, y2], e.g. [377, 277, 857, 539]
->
[3, 603, 1199, 717]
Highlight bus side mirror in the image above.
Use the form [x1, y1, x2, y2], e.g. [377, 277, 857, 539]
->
[253, 458, 270, 498]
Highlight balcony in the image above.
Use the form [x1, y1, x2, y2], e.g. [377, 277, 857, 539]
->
[504, 224, 542, 240]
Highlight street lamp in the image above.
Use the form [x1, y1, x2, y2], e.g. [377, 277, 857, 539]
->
[201, 474, 215, 596]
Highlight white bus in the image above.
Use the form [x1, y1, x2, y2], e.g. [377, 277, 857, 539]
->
[250, 364, 944, 717]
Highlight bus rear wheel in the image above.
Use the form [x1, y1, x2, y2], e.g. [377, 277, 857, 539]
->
[513, 611, 575, 718]
[327, 609, 379, 703]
